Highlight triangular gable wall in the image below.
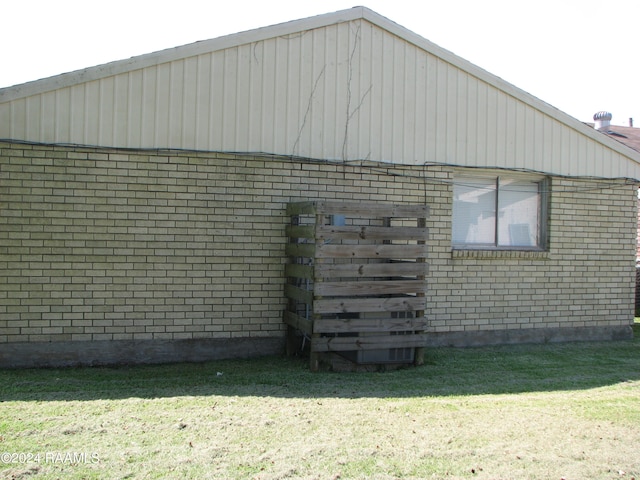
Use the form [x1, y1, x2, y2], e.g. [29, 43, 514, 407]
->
[2, 7, 640, 180]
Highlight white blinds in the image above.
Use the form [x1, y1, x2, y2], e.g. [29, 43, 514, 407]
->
[452, 177, 496, 245]
[453, 175, 541, 248]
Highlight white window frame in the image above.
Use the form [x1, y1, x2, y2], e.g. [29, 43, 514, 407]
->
[452, 172, 549, 251]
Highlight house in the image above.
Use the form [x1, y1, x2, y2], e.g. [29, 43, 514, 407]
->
[1, 7, 639, 368]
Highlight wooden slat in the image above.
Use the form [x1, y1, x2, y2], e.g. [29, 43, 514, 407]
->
[286, 225, 315, 240]
[311, 333, 429, 352]
[285, 243, 315, 258]
[316, 244, 428, 259]
[313, 201, 429, 218]
[285, 264, 314, 280]
[283, 311, 313, 335]
[284, 284, 313, 304]
[316, 262, 427, 279]
[314, 296, 426, 314]
[286, 202, 318, 215]
[315, 280, 426, 297]
[314, 317, 429, 334]
[316, 225, 428, 241]
[287, 201, 429, 218]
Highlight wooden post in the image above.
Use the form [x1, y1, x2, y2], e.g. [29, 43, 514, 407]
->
[309, 212, 325, 372]
[414, 216, 427, 366]
[285, 214, 299, 357]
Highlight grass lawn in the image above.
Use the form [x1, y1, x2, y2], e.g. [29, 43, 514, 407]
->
[1, 322, 639, 479]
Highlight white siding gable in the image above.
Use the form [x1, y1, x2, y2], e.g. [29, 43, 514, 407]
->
[2, 7, 640, 180]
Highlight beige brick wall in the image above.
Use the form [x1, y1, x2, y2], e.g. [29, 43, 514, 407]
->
[0, 141, 636, 353]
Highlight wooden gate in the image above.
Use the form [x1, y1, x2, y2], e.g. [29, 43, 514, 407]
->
[284, 201, 429, 370]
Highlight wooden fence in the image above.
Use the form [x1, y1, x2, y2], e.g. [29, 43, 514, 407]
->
[284, 201, 429, 370]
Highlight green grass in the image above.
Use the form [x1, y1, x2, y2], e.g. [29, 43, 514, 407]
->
[1, 324, 639, 479]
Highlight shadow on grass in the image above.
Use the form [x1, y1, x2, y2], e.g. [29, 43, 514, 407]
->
[1, 331, 638, 402]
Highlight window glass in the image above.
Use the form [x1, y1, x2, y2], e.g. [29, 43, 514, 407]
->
[452, 177, 496, 245]
[453, 174, 544, 249]
[497, 179, 539, 247]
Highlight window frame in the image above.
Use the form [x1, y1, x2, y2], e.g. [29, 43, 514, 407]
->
[452, 171, 549, 252]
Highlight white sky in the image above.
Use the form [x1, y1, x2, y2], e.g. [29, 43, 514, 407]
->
[2, 0, 638, 125]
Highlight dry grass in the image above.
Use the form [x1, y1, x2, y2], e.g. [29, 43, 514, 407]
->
[1, 326, 639, 479]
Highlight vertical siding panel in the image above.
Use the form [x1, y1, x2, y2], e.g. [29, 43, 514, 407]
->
[194, 54, 211, 150]
[576, 129, 587, 175]
[309, 28, 326, 158]
[346, 20, 362, 161]
[70, 84, 84, 144]
[140, 66, 157, 147]
[533, 109, 543, 169]
[524, 106, 535, 169]
[355, 20, 369, 160]
[484, 85, 497, 166]
[258, 40, 274, 154]
[234, 44, 251, 152]
[559, 120, 570, 175]
[285, 33, 301, 155]
[589, 137, 597, 176]
[368, 24, 383, 162]
[168, 60, 184, 148]
[273, 37, 288, 154]
[512, 101, 524, 169]
[321, 25, 336, 158]
[392, 37, 406, 162]
[552, 118, 563, 174]
[247, 43, 261, 151]
[113, 74, 129, 146]
[505, 93, 518, 167]
[412, 48, 427, 164]
[40, 92, 55, 143]
[582, 136, 595, 176]
[296, 29, 315, 157]
[464, 75, 476, 164]
[424, 54, 438, 163]
[222, 49, 236, 150]
[182, 56, 198, 149]
[334, 23, 349, 160]
[568, 129, 579, 170]
[541, 115, 553, 173]
[340, 23, 350, 160]
[355, 21, 372, 160]
[445, 64, 458, 162]
[26, 95, 41, 141]
[0, 103, 10, 138]
[475, 81, 489, 166]
[99, 77, 115, 146]
[459, 73, 472, 163]
[127, 70, 143, 147]
[84, 81, 99, 145]
[154, 63, 171, 148]
[54, 88, 70, 143]
[380, 31, 395, 161]
[434, 59, 447, 162]
[210, 52, 224, 150]
[400, 39, 415, 163]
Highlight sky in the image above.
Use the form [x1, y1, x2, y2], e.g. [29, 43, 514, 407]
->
[2, 0, 638, 126]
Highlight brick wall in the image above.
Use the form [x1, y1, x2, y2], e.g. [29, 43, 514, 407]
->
[0, 141, 635, 366]
[427, 177, 637, 345]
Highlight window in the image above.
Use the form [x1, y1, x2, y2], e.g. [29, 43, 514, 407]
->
[452, 174, 547, 249]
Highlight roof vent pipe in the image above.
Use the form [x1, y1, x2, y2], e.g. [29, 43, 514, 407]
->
[630, 118, 634, 128]
[593, 111, 612, 131]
